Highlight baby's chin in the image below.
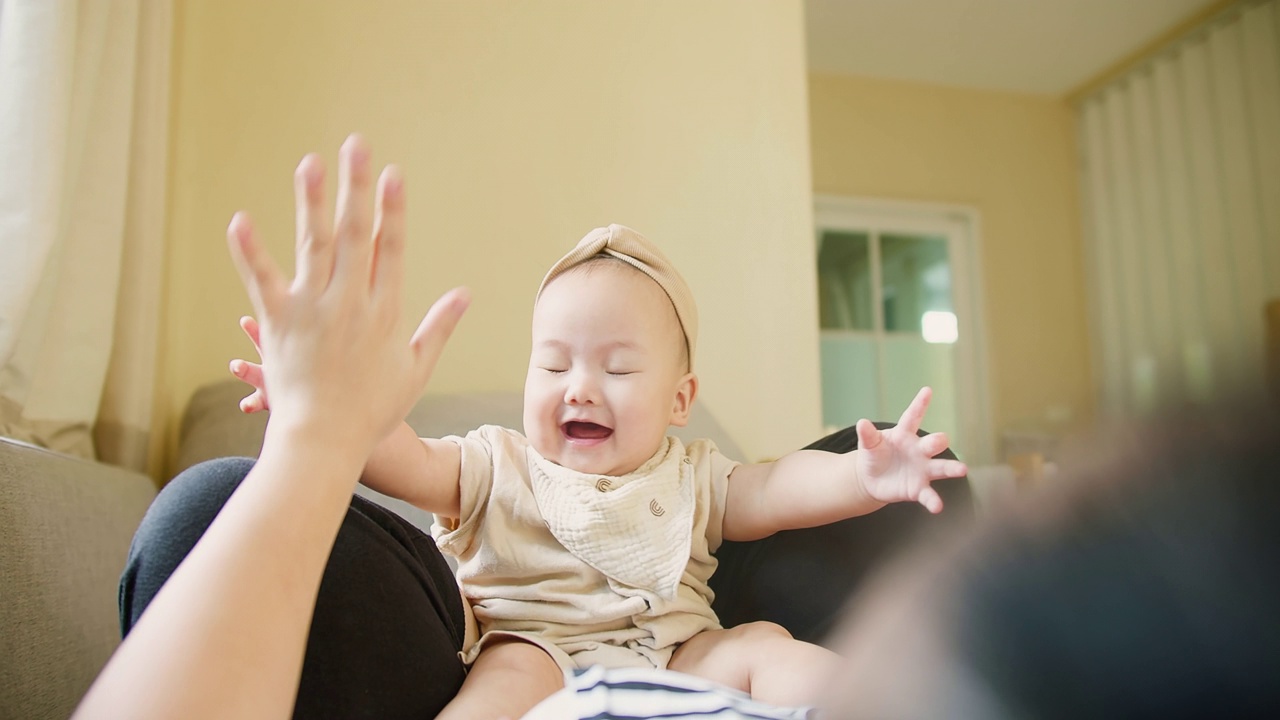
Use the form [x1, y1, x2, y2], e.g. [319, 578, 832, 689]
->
[532, 443, 645, 477]
[549, 454, 635, 477]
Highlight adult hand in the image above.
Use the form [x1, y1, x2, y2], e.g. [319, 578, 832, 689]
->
[77, 136, 470, 720]
[226, 134, 469, 457]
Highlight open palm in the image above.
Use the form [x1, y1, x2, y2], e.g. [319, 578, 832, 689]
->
[853, 387, 968, 514]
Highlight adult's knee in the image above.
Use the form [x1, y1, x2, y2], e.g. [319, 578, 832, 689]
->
[137, 458, 254, 539]
[120, 457, 256, 634]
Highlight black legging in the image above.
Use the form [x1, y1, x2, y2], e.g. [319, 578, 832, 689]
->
[119, 425, 969, 719]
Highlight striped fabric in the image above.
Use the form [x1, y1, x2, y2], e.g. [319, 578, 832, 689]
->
[523, 665, 817, 720]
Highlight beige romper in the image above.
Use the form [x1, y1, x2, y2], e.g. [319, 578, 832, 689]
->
[431, 425, 738, 671]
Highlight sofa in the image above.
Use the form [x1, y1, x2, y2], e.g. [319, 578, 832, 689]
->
[1, 379, 971, 718]
[0, 380, 751, 719]
[0, 436, 155, 720]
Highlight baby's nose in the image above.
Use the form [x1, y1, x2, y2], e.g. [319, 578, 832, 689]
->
[564, 371, 600, 405]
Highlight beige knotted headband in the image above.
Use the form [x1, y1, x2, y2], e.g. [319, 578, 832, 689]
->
[536, 224, 698, 368]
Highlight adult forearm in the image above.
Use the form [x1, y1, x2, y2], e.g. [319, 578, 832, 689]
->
[74, 426, 366, 720]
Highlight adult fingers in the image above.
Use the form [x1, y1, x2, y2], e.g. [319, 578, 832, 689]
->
[896, 386, 932, 435]
[292, 153, 332, 294]
[371, 165, 406, 301]
[408, 287, 472, 388]
[226, 213, 284, 314]
[917, 486, 944, 514]
[330, 134, 374, 295]
[239, 316, 264, 358]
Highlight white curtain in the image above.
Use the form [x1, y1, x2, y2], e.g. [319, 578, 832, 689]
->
[0, 0, 170, 473]
[1079, 0, 1280, 417]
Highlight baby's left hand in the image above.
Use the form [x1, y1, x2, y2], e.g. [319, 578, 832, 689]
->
[854, 387, 968, 514]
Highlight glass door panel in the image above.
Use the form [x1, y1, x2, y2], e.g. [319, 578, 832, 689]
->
[820, 335, 879, 430]
[817, 231, 873, 331]
[881, 335, 962, 453]
[814, 197, 991, 463]
[880, 233, 954, 333]
[816, 223, 967, 454]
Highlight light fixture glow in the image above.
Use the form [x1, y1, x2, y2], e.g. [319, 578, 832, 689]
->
[921, 311, 958, 344]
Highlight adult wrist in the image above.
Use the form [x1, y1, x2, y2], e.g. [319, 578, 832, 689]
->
[260, 415, 374, 478]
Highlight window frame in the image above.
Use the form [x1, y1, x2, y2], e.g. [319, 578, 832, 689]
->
[815, 195, 995, 464]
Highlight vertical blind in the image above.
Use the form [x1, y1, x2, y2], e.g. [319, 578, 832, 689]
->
[1079, 0, 1280, 417]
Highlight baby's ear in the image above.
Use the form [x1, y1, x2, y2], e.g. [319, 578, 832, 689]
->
[669, 372, 699, 427]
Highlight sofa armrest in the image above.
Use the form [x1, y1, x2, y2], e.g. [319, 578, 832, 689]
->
[0, 437, 156, 720]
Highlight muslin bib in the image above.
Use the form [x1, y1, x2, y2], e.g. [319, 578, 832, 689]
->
[528, 438, 694, 600]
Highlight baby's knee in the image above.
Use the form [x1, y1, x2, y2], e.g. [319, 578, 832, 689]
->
[727, 621, 794, 645]
[477, 638, 563, 684]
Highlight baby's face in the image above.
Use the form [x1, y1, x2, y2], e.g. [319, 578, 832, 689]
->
[524, 262, 694, 476]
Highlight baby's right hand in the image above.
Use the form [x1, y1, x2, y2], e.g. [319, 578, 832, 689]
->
[230, 315, 269, 414]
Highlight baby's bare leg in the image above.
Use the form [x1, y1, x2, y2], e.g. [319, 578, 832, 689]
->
[435, 638, 564, 720]
[669, 621, 839, 707]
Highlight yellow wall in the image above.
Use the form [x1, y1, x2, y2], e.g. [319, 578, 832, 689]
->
[809, 72, 1093, 438]
[160, 0, 820, 471]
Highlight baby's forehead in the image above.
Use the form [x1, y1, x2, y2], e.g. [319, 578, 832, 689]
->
[537, 260, 687, 346]
[553, 257, 668, 303]
[560, 254, 644, 279]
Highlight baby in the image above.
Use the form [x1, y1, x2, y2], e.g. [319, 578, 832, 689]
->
[233, 223, 967, 719]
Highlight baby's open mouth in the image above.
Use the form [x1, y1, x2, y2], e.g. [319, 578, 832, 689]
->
[562, 421, 613, 441]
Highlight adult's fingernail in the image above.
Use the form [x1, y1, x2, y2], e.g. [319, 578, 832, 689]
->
[343, 134, 369, 165]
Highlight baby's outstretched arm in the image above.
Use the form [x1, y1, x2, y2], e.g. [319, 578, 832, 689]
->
[723, 387, 967, 541]
[231, 311, 463, 517]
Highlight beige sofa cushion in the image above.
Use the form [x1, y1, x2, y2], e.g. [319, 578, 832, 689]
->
[0, 437, 155, 720]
